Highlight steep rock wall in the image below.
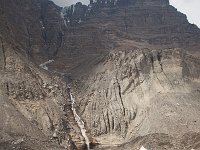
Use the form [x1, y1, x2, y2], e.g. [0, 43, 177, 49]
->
[0, 39, 87, 149]
[75, 48, 200, 146]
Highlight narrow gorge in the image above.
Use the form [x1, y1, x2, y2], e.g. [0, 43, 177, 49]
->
[69, 89, 90, 150]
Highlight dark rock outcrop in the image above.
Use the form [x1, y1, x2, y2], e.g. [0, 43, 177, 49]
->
[0, 0, 65, 62]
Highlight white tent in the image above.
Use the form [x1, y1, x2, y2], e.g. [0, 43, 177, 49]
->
[139, 146, 148, 150]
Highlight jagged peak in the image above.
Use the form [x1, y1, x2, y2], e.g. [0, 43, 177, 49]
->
[135, 0, 169, 7]
[89, 0, 169, 7]
[61, 0, 170, 27]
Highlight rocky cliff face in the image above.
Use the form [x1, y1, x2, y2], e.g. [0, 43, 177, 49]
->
[0, 0, 86, 149]
[0, 39, 89, 149]
[0, 0, 65, 62]
[75, 47, 200, 147]
[0, 0, 200, 150]
[62, 0, 199, 49]
[52, 0, 200, 77]
[60, 0, 200, 149]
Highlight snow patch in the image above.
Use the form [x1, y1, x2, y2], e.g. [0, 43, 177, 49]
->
[60, 10, 67, 27]
[39, 60, 54, 70]
[40, 20, 45, 30]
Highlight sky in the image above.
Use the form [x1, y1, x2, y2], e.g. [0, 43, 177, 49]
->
[51, 0, 200, 27]
[169, 0, 200, 27]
